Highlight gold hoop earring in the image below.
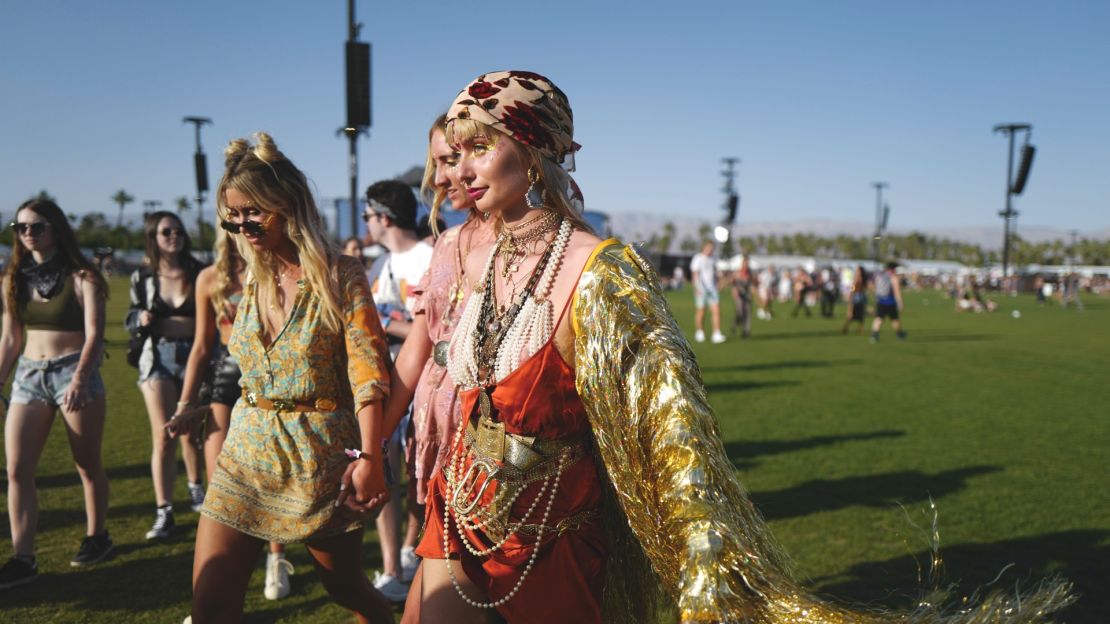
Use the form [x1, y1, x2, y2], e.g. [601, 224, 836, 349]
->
[525, 166, 544, 210]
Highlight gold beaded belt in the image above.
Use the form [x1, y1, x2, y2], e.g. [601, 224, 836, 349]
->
[464, 415, 589, 479]
[241, 390, 338, 413]
[484, 508, 597, 538]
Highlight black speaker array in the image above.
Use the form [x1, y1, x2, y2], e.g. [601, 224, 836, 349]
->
[346, 42, 371, 128]
[1011, 144, 1036, 195]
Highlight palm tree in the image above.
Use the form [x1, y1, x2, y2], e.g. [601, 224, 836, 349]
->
[33, 189, 56, 202]
[175, 196, 191, 216]
[112, 189, 135, 228]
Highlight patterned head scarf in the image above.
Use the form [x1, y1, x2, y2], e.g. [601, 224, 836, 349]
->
[447, 70, 580, 171]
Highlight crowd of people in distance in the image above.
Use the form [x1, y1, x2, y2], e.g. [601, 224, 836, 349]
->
[0, 70, 1074, 624]
[685, 248, 910, 343]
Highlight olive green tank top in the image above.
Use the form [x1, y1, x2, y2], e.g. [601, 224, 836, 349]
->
[19, 275, 85, 332]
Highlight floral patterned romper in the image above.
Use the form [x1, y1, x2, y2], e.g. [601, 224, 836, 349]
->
[202, 258, 391, 543]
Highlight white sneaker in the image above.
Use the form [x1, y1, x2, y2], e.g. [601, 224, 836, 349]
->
[711, 332, 726, 344]
[263, 553, 294, 600]
[694, 329, 706, 342]
[400, 546, 419, 583]
[373, 571, 409, 603]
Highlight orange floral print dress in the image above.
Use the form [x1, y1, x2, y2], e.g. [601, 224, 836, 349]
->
[202, 257, 390, 543]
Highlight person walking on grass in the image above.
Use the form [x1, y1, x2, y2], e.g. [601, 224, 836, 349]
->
[126, 211, 207, 541]
[190, 132, 392, 623]
[871, 261, 906, 342]
[164, 226, 293, 601]
[0, 199, 111, 589]
[363, 179, 434, 603]
[841, 265, 868, 335]
[691, 240, 725, 343]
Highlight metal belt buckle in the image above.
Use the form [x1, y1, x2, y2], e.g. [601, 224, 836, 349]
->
[475, 415, 505, 463]
[272, 398, 294, 412]
[433, 340, 450, 367]
[314, 398, 337, 411]
[245, 391, 259, 407]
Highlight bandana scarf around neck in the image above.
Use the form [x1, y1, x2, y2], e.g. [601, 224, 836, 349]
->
[447, 70, 581, 172]
[20, 254, 66, 299]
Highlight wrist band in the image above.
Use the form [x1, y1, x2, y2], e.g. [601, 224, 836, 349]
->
[344, 447, 395, 487]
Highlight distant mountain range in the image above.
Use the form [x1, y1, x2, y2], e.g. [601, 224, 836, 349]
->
[608, 212, 1110, 252]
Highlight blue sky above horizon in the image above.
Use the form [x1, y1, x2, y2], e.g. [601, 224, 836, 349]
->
[2, 1, 1107, 237]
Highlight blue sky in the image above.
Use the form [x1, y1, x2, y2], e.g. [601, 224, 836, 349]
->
[2, 1, 1107, 237]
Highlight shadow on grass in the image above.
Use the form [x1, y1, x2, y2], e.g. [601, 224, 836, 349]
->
[723, 430, 905, 468]
[36, 462, 151, 490]
[705, 379, 801, 393]
[812, 529, 1108, 623]
[750, 465, 1001, 521]
[243, 596, 333, 623]
[748, 329, 845, 341]
[911, 333, 1000, 343]
[1, 549, 194, 612]
[701, 358, 864, 373]
[36, 503, 199, 538]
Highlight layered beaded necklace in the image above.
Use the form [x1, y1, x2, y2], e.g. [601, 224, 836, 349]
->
[442, 213, 573, 609]
[447, 215, 572, 388]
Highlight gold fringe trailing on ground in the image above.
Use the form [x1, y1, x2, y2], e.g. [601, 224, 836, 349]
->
[572, 241, 1075, 623]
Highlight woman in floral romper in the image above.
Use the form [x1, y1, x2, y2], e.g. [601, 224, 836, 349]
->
[190, 132, 393, 624]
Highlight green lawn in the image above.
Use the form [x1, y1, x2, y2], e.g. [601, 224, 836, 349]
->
[2, 277, 1107, 622]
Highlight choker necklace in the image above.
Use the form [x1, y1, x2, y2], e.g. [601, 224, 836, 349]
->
[498, 210, 560, 278]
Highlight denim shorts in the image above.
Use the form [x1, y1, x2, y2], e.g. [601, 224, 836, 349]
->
[197, 341, 242, 407]
[138, 336, 192, 385]
[695, 288, 720, 308]
[11, 352, 105, 407]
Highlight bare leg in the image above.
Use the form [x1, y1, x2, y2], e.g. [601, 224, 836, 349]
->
[401, 559, 492, 624]
[191, 516, 265, 623]
[141, 380, 178, 507]
[710, 302, 722, 335]
[5, 402, 56, 556]
[305, 530, 392, 624]
[60, 395, 109, 536]
[693, 305, 705, 333]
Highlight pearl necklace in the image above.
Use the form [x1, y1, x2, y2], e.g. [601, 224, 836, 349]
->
[447, 218, 572, 389]
[442, 408, 566, 608]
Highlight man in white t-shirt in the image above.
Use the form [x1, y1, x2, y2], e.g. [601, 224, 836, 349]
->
[690, 240, 725, 343]
[362, 179, 433, 602]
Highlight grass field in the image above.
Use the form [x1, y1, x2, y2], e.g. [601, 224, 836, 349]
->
[1, 276, 1107, 622]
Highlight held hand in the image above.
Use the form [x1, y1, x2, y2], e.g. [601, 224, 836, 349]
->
[164, 405, 210, 438]
[138, 310, 153, 327]
[62, 379, 89, 412]
[336, 455, 389, 513]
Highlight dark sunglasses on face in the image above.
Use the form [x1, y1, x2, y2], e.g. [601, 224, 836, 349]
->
[159, 227, 185, 238]
[11, 221, 48, 236]
[361, 212, 376, 223]
[220, 219, 267, 236]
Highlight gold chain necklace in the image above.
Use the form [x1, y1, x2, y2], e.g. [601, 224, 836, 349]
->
[499, 211, 559, 278]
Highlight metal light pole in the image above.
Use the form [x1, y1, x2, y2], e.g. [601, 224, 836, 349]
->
[871, 182, 888, 262]
[183, 116, 213, 249]
[993, 123, 1033, 278]
[341, 0, 371, 239]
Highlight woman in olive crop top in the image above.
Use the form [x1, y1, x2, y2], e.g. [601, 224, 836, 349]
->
[0, 199, 111, 589]
[125, 211, 207, 541]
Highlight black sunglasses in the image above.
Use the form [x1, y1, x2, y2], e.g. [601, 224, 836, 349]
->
[11, 221, 48, 236]
[220, 219, 267, 236]
[159, 227, 186, 238]
[361, 212, 379, 223]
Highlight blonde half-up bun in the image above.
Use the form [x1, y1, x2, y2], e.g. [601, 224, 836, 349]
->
[214, 131, 343, 332]
[251, 131, 283, 164]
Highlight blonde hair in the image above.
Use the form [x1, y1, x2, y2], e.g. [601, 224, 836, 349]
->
[215, 132, 343, 332]
[445, 118, 592, 235]
[210, 226, 244, 325]
[422, 114, 483, 239]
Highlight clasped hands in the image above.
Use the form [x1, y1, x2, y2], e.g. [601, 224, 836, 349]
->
[336, 454, 389, 514]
